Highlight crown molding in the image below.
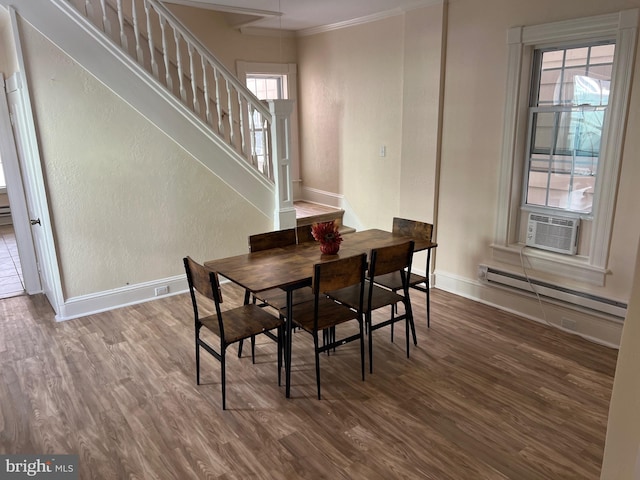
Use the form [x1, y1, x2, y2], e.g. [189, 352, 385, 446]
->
[297, 0, 443, 37]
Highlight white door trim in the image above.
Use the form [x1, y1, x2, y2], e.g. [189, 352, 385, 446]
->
[5, 6, 64, 315]
[0, 74, 40, 294]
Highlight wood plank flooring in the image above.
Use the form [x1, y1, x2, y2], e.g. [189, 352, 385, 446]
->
[0, 286, 617, 479]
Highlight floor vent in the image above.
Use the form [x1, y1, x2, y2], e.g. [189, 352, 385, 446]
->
[483, 266, 627, 319]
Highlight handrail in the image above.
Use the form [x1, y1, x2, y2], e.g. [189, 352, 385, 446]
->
[71, 0, 274, 181]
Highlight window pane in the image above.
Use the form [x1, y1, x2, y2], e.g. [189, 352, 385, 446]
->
[538, 69, 561, 105]
[573, 108, 605, 159]
[591, 44, 615, 63]
[526, 168, 549, 206]
[531, 112, 555, 154]
[526, 42, 614, 214]
[245, 75, 285, 100]
[564, 47, 589, 67]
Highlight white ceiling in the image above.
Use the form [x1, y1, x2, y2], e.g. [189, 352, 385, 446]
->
[164, 0, 437, 33]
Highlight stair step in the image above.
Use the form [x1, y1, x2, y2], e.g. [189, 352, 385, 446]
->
[294, 201, 355, 234]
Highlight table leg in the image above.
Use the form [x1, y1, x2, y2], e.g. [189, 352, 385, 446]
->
[285, 288, 293, 398]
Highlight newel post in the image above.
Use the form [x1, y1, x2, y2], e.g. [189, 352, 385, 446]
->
[268, 99, 296, 230]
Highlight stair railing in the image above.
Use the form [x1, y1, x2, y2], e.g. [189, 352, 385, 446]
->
[68, 0, 278, 184]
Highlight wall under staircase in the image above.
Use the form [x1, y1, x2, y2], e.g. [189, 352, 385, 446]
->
[3, 0, 277, 218]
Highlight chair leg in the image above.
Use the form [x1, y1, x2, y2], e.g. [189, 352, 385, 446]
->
[407, 300, 417, 347]
[251, 335, 256, 364]
[390, 304, 396, 343]
[367, 315, 373, 375]
[221, 348, 227, 410]
[277, 327, 283, 387]
[313, 333, 321, 400]
[360, 319, 365, 381]
[405, 315, 410, 358]
[196, 336, 201, 385]
[426, 284, 431, 328]
[238, 290, 252, 358]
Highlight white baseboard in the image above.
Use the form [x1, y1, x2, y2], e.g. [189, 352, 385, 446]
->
[434, 270, 622, 349]
[300, 186, 343, 208]
[56, 275, 189, 321]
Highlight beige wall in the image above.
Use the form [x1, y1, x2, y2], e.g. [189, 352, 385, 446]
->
[601, 238, 640, 478]
[437, 0, 640, 325]
[167, 6, 297, 75]
[0, 7, 17, 74]
[297, 4, 444, 230]
[296, 0, 640, 341]
[15, 19, 270, 298]
[399, 4, 445, 226]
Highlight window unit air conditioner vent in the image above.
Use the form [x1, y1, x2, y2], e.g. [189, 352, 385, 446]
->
[526, 213, 579, 255]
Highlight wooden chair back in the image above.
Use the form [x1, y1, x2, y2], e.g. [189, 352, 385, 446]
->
[313, 253, 367, 295]
[249, 228, 297, 252]
[296, 224, 316, 244]
[392, 217, 433, 243]
[184, 256, 222, 304]
[369, 241, 415, 279]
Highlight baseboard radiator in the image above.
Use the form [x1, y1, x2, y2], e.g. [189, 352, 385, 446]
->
[481, 265, 627, 319]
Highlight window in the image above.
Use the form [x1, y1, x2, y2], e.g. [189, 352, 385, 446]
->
[493, 10, 638, 285]
[236, 61, 300, 182]
[245, 74, 288, 172]
[524, 43, 614, 214]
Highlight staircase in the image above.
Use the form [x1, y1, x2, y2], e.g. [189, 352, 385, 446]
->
[4, 0, 296, 227]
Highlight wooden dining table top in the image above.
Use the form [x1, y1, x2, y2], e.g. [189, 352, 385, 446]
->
[204, 228, 437, 294]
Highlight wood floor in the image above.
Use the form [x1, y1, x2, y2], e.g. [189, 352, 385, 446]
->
[0, 285, 617, 479]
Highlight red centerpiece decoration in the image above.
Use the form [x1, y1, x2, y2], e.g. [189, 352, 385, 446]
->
[311, 221, 343, 255]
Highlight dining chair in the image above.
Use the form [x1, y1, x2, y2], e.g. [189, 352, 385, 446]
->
[284, 253, 367, 400]
[296, 224, 316, 244]
[373, 217, 435, 327]
[248, 227, 316, 311]
[183, 256, 284, 410]
[239, 228, 297, 360]
[330, 241, 415, 373]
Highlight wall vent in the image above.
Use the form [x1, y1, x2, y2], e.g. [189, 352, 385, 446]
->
[482, 265, 627, 319]
[526, 213, 579, 255]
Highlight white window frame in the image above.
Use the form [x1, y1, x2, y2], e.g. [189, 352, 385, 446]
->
[493, 9, 638, 286]
[236, 61, 301, 183]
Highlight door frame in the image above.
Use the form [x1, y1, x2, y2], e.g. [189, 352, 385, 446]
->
[0, 74, 40, 295]
[1, 7, 64, 315]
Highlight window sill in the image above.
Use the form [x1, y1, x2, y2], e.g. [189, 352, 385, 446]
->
[490, 243, 609, 286]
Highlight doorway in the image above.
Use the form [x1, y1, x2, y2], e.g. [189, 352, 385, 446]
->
[0, 223, 24, 299]
[0, 132, 25, 299]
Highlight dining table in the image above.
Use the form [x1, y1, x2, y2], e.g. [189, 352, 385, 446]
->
[204, 228, 437, 398]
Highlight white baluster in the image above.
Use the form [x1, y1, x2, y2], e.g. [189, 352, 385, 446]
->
[116, 0, 128, 51]
[84, 0, 94, 20]
[214, 67, 224, 135]
[248, 104, 258, 168]
[188, 44, 200, 115]
[131, 0, 144, 64]
[263, 116, 272, 179]
[226, 80, 235, 147]
[159, 18, 172, 91]
[144, 0, 159, 78]
[201, 56, 211, 125]
[174, 30, 187, 102]
[99, 0, 112, 36]
[238, 92, 247, 157]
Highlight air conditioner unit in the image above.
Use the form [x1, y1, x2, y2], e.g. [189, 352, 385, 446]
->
[526, 213, 579, 255]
